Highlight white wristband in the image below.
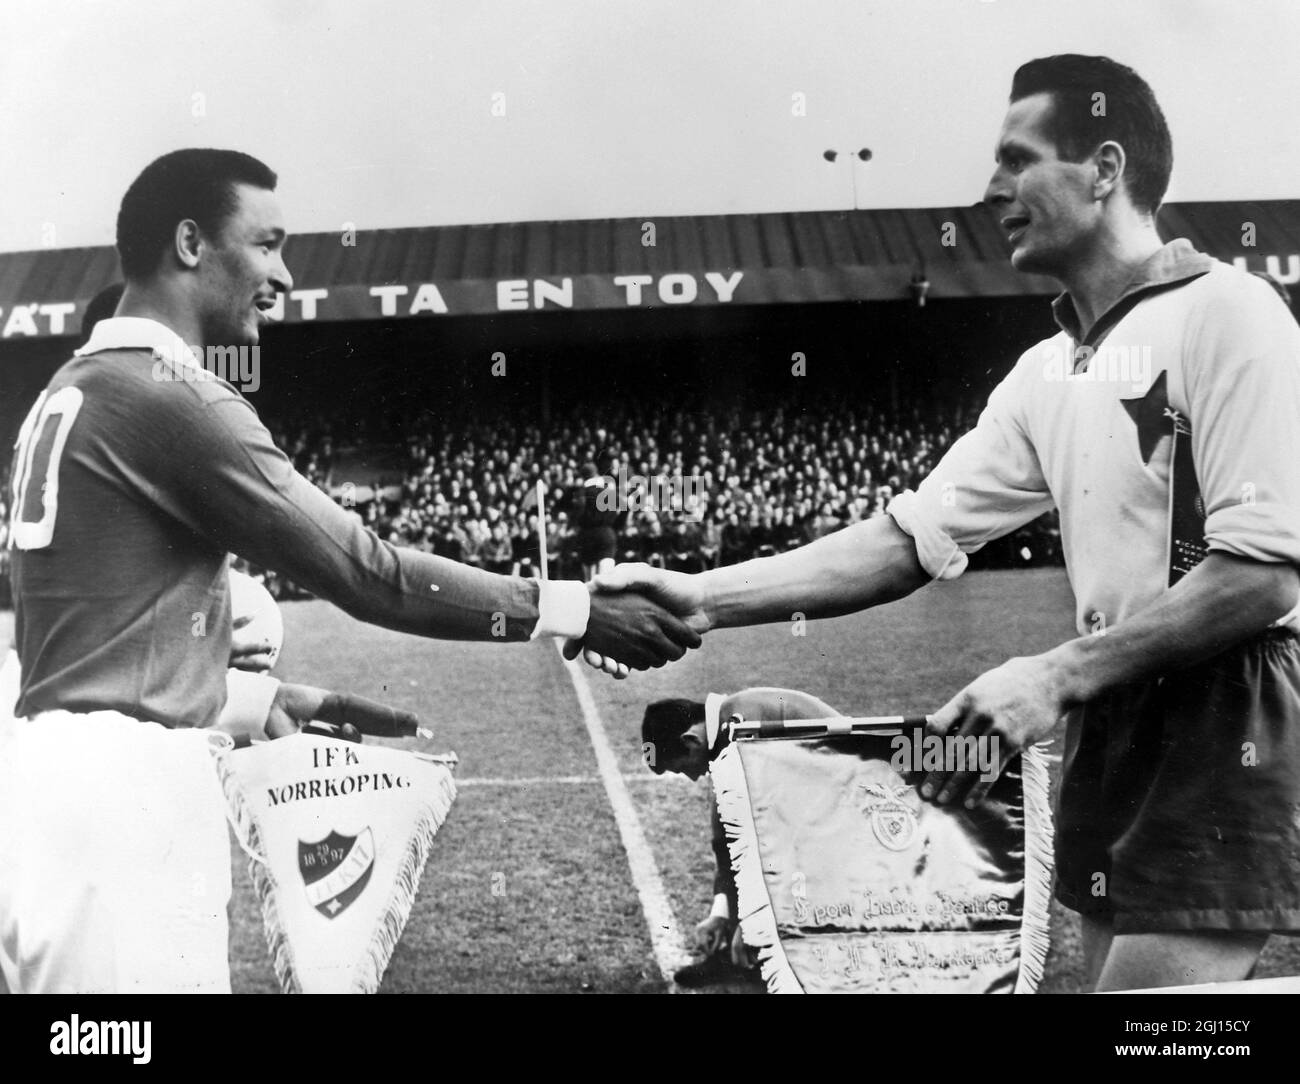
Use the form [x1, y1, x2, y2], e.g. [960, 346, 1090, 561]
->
[708, 892, 731, 921]
[531, 579, 591, 640]
[218, 669, 282, 742]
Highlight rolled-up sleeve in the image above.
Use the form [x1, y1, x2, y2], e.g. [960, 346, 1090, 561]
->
[1187, 278, 1300, 569]
[888, 362, 1054, 580]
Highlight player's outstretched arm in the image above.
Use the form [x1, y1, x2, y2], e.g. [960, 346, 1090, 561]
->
[571, 515, 926, 677]
[172, 392, 699, 670]
[594, 513, 928, 634]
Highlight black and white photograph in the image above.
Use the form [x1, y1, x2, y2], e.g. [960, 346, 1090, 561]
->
[1, 0, 1298, 1048]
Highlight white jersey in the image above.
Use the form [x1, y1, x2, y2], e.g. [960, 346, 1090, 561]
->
[889, 240, 1300, 636]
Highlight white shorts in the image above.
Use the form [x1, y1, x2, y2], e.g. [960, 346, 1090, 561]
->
[0, 688, 233, 994]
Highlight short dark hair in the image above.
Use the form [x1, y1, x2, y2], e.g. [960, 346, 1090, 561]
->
[116, 148, 278, 279]
[641, 698, 706, 774]
[79, 282, 124, 346]
[1010, 54, 1172, 215]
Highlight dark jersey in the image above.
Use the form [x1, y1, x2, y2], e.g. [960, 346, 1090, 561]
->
[8, 337, 540, 728]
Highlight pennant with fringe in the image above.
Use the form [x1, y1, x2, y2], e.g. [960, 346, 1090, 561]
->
[215, 733, 457, 993]
[711, 735, 1052, 993]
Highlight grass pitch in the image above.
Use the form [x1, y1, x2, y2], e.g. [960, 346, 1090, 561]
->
[6, 567, 1299, 992]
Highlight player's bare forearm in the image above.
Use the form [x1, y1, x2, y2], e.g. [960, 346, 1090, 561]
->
[698, 515, 929, 629]
[1044, 553, 1300, 708]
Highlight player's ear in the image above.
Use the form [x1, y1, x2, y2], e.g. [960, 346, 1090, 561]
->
[175, 218, 203, 269]
[1092, 140, 1125, 202]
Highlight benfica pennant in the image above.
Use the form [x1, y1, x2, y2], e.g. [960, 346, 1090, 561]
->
[710, 699, 1053, 994]
[216, 733, 457, 993]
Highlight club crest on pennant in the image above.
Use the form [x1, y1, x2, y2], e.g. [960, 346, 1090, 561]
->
[298, 828, 376, 918]
[859, 783, 919, 852]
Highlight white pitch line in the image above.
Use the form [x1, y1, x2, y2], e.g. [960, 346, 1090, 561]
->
[456, 774, 664, 787]
[555, 643, 692, 986]
[457, 775, 599, 787]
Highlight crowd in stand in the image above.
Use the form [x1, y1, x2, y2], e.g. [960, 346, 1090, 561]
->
[241, 395, 1061, 597]
[0, 395, 1063, 607]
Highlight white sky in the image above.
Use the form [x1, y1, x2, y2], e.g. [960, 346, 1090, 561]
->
[2, 0, 1298, 252]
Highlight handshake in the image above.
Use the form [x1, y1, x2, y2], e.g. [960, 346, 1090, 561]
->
[563, 563, 710, 679]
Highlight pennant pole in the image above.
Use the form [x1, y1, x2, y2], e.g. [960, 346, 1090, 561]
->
[536, 479, 549, 582]
[726, 712, 934, 741]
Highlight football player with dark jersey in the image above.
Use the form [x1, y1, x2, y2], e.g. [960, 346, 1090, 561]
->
[0, 149, 699, 994]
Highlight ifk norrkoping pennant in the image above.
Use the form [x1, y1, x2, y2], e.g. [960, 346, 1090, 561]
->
[215, 733, 457, 993]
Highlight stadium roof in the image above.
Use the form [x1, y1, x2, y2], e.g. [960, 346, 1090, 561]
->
[0, 200, 1296, 338]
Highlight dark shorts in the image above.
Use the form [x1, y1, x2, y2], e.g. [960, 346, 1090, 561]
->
[1054, 627, 1300, 935]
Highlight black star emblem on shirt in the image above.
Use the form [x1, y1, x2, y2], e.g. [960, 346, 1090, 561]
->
[1120, 370, 1172, 465]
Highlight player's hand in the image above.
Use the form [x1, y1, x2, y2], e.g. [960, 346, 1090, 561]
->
[920, 654, 1066, 809]
[573, 586, 703, 673]
[729, 922, 755, 968]
[695, 914, 731, 955]
[565, 563, 711, 677]
[595, 563, 711, 633]
[230, 611, 277, 673]
[312, 691, 425, 739]
[262, 683, 363, 742]
[264, 682, 427, 743]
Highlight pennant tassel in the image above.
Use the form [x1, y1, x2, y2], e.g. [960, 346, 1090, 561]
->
[709, 744, 803, 993]
[354, 771, 457, 995]
[212, 742, 303, 993]
[1014, 744, 1054, 994]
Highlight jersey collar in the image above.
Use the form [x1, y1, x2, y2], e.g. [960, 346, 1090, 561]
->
[1050, 238, 1217, 345]
[75, 316, 204, 369]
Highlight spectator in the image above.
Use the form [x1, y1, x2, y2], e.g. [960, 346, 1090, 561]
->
[666, 520, 704, 574]
[481, 522, 513, 575]
[698, 512, 722, 571]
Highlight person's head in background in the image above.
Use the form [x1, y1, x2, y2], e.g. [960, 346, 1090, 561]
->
[77, 282, 125, 348]
[641, 698, 709, 780]
[596, 449, 618, 478]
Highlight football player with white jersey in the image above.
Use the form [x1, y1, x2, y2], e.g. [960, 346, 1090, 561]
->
[588, 55, 1300, 991]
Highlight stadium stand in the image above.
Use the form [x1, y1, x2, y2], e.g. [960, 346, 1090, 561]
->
[1, 394, 1063, 603]
[220, 394, 1061, 598]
